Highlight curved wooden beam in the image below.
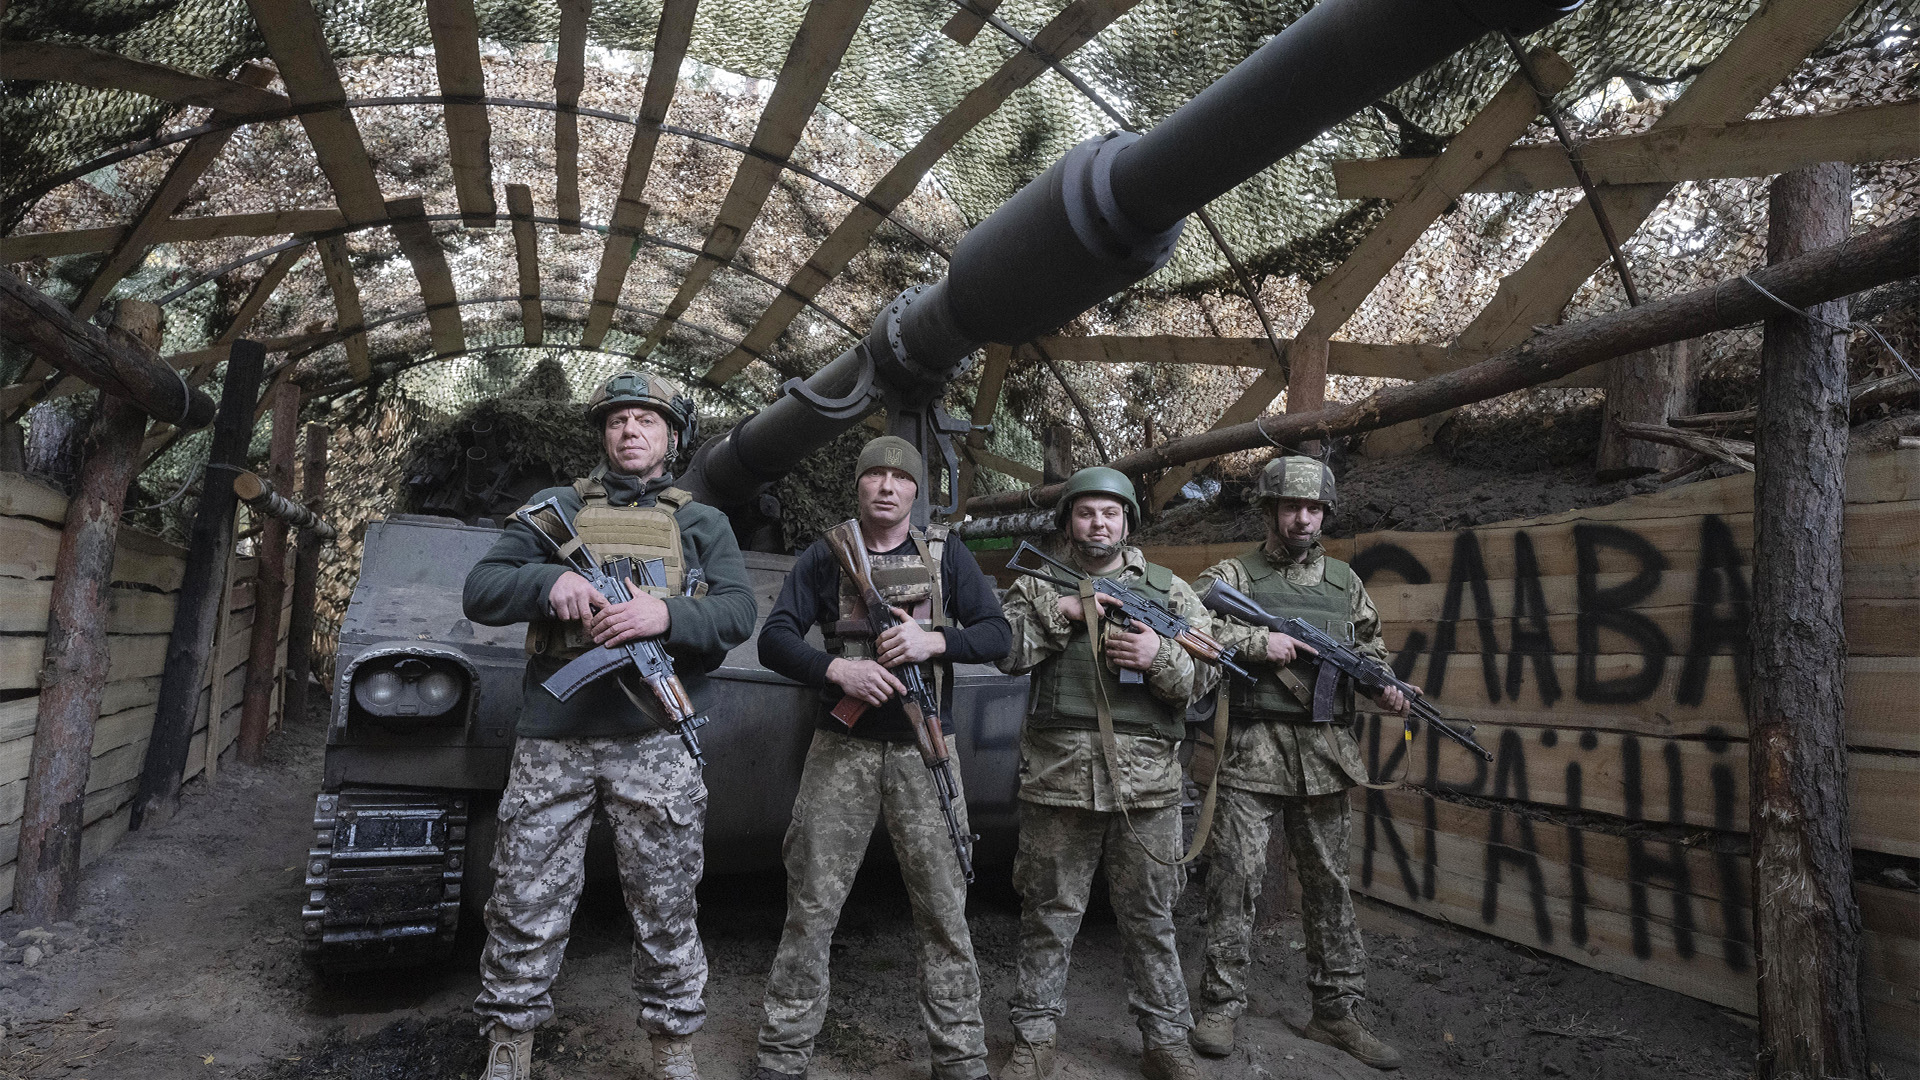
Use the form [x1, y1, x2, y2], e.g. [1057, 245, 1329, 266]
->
[0, 41, 287, 115]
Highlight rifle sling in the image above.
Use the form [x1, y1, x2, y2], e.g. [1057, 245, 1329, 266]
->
[1083, 578, 1226, 867]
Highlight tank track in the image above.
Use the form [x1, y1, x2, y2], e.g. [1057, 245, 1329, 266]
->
[302, 789, 468, 971]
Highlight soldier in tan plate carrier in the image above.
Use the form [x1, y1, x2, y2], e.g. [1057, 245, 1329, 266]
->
[997, 467, 1217, 1080]
[1189, 456, 1411, 1071]
[461, 372, 759, 1080]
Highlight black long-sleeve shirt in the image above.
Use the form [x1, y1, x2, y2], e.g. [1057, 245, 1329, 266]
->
[759, 533, 1011, 742]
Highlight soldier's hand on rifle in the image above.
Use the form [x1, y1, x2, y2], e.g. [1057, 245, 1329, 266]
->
[549, 571, 606, 622]
[1369, 683, 1415, 717]
[1056, 591, 1123, 624]
[828, 657, 909, 707]
[1103, 622, 1161, 672]
[586, 587, 670, 646]
[1265, 631, 1318, 666]
[876, 607, 947, 667]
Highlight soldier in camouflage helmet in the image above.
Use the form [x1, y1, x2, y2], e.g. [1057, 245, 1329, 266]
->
[997, 467, 1216, 1080]
[1187, 456, 1412, 1070]
[752, 435, 1011, 1080]
[462, 371, 758, 1080]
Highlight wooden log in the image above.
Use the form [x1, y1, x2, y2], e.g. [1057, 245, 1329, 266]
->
[1041, 423, 1074, 485]
[314, 236, 370, 382]
[956, 343, 1010, 515]
[1612, 420, 1755, 473]
[1010, 335, 1504, 382]
[0, 209, 346, 262]
[0, 41, 288, 115]
[0, 269, 217, 428]
[1597, 341, 1694, 479]
[964, 215, 1919, 516]
[13, 302, 159, 921]
[506, 184, 543, 345]
[231, 469, 337, 539]
[1748, 162, 1866, 1079]
[553, 0, 591, 233]
[131, 341, 264, 830]
[386, 197, 466, 357]
[237, 384, 297, 764]
[282, 424, 329, 729]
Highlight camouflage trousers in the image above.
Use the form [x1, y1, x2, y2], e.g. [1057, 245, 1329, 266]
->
[1010, 800, 1193, 1048]
[757, 729, 986, 1080]
[1200, 786, 1364, 1022]
[474, 732, 708, 1037]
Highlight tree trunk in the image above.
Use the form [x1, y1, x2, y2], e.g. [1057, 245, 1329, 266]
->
[282, 423, 330, 729]
[14, 301, 159, 920]
[238, 381, 297, 763]
[1042, 423, 1075, 485]
[1748, 162, 1866, 1080]
[1286, 333, 1329, 456]
[132, 340, 265, 829]
[1596, 340, 1693, 479]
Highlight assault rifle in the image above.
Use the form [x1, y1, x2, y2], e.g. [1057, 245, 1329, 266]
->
[823, 519, 976, 883]
[1199, 579, 1492, 762]
[1005, 541, 1252, 684]
[512, 497, 712, 767]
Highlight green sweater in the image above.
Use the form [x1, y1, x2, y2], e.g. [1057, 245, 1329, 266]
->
[461, 480, 758, 738]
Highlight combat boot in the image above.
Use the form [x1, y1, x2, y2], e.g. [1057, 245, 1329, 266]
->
[1189, 1010, 1236, 1057]
[1303, 1014, 1402, 1071]
[651, 1033, 700, 1080]
[482, 1024, 533, 1080]
[1140, 1039, 1203, 1080]
[1000, 1036, 1056, 1080]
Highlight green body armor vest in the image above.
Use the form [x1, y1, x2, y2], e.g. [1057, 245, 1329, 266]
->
[525, 480, 693, 660]
[1028, 560, 1185, 742]
[1230, 547, 1357, 724]
[821, 525, 948, 661]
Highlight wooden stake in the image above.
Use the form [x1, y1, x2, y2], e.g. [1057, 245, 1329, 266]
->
[282, 423, 330, 729]
[13, 301, 159, 921]
[1748, 162, 1866, 1080]
[237, 382, 297, 764]
[131, 340, 265, 829]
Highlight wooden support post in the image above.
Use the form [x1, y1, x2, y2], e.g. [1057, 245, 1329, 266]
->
[282, 423, 329, 728]
[132, 340, 265, 829]
[956, 343, 1011, 516]
[1596, 340, 1694, 479]
[1747, 162, 1866, 1080]
[1285, 334, 1330, 455]
[13, 301, 159, 921]
[238, 382, 297, 764]
[1041, 423, 1075, 485]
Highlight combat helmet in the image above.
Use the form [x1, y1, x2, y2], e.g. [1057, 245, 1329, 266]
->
[1254, 455, 1336, 506]
[1053, 466, 1141, 531]
[585, 371, 699, 458]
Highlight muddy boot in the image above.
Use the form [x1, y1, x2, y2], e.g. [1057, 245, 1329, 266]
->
[1140, 1039, 1203, 1080]
[651, 1033, 700, 1080]
[482, 1025, 533, 1080]
[1001, 1036, 1056, 1080]
[1189, 1011, 1236, 1057]
[1303, 1014, 1402, 1071]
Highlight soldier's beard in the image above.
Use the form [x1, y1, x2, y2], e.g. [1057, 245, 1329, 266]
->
[1072, 538, 1121, 564]
[1274, 527, 1319, 557]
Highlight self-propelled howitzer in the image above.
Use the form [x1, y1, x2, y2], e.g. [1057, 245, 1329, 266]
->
[682, 0, 1581, 531]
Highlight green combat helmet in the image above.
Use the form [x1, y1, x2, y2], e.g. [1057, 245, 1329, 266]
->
[855, 435, 927, 492]
[1254, 455, 1336, 506]
[1053, 466, 1141, 531]
[585, 371, 699, 458]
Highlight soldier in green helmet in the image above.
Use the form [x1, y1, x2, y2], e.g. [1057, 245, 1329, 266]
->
[1187, 456, 1412, 1071]
[462, 371, 759, 1080]
[996, 467, 1216, 1080]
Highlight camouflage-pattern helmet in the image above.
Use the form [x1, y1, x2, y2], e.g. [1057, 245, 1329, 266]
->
[1254, 455, 1336, 506]
[586, 371, 699, 458]
[1053, 466, 1141, 531]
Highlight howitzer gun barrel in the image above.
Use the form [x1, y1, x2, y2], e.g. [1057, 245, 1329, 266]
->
[683, 0, 1579, 518]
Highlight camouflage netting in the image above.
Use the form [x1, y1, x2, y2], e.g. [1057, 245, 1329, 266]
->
[2, 1, 1917, 668]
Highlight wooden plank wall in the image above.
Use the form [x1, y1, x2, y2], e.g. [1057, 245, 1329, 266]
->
[1127, 449, 1917, 1065]
[0, 472, 290, 911]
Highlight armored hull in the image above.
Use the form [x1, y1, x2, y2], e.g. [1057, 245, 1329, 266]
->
[302, 515, 1027, 969]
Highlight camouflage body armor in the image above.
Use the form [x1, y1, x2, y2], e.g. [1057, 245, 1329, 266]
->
[525, 474, 693, 659]
[1027, 560, 1185, 742]
[822, 525, 948, 660]
[1230, 547, 1356, 723]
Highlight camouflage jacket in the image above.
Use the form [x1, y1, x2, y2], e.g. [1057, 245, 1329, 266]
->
[1194, 542, 1387, 797]
[999, 546, 1218, 810]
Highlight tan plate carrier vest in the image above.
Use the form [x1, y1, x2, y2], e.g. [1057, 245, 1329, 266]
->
[525, 478, 694, 659]
[1231, 546, 1358, 722]
[822, 525, 948, 662]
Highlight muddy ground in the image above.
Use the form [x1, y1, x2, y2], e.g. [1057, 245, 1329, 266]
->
[0, 702, 1758, 1080]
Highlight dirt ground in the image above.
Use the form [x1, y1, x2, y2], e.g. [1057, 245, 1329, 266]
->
[0, 702, 1759, 1080]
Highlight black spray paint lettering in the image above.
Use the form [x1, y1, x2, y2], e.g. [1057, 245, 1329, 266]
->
[1508, 531, 1562, 706]
[1573, 524, 1672, 703]
[1680, 516, 1752, 711]
[1481, 728, 1553, 943]
[1427, 532, 1501, 703]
